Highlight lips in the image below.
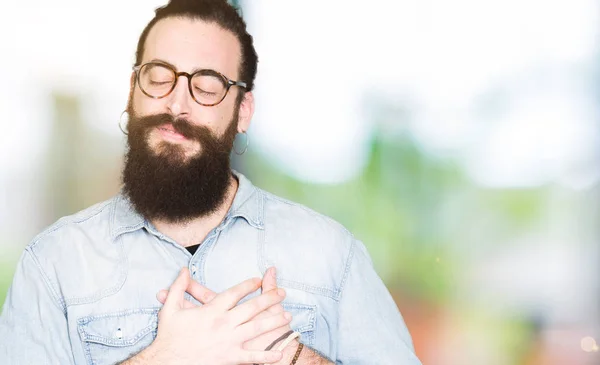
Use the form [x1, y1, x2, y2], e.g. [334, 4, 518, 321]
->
[157, 124, 187, 139]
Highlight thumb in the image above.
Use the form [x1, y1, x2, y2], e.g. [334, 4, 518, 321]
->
[262, 267, 278, 293]
[262, 267, 284, 314]
[156, 289, 168, 303]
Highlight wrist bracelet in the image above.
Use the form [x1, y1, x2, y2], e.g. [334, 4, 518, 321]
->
[254, 330, 295, 365]
[275, 331, 300, 352]
[265, 330, 294, 351]
[290, 343, 303, 365]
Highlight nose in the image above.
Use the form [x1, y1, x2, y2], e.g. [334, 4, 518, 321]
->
[166, 75, 192, 118]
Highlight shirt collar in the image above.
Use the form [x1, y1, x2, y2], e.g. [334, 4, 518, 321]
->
[227, 170, 264, 229]
[109, 170, 264, 241]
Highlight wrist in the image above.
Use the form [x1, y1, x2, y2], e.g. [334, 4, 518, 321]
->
[277, 339, 301, 365]
[118, 343, 159, 365]
[137, 341, 176, 365]
[281, 342, 333, 365]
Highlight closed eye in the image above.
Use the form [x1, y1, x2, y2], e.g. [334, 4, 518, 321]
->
[194, 87, 217, 96]
[149, 80, 172, 86]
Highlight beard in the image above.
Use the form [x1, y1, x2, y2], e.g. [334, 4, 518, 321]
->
[121, 107, 238, 224]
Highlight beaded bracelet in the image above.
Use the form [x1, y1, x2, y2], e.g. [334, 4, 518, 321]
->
[290, 343, 304, 365]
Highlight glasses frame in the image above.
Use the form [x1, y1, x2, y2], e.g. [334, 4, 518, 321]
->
[133, 61, 247, 107]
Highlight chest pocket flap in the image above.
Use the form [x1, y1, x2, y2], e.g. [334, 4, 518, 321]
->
[283, 303, 317, 346]
[77, 308, 159, 365]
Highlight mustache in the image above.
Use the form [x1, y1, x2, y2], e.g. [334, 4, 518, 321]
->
[131, 113, 212, 142]
[134, 113, 197, 140]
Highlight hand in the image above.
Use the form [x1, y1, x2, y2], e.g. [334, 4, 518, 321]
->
[156, 267, 294, 352]
[243, 267, 293, 352]
[148, 268, 291, 365]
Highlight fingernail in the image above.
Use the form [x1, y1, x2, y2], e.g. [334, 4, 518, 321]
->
[277, 288, 285, 297]
[284, 311, 292, 320]
[271, 267, 277, 277]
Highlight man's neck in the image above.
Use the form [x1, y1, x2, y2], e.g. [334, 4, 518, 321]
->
[151, 175, 239, 248]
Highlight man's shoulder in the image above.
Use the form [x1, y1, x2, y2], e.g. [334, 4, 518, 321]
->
[27, 196, 118, 255]
[260, 188, 353, 241]
[19, 195, 127, 308]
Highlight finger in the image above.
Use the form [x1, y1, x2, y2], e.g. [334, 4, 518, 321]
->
[228, 288, 286, 325]
[236, 311, 292, 342]
[156, 289, 168, 303]
[262, 267, 278, 293]
[252, 299, 286, 318]
[265, 301, 284, 314]
[163, 268, 190, 312]
[262, 268, 284, 315]
[208, 277, 262, 310]
[186, 279, 218, 304]
[237, 350, 282, 364]
[156, 289, 195, 309]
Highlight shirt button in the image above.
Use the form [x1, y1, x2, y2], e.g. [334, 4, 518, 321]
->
[191, 264, 197, 276]
[115, 328, 123, 339]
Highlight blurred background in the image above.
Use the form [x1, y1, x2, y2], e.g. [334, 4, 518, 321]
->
[1, 0, 599, 364]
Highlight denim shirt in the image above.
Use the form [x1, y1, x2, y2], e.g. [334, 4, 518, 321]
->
[0, 171, 421, 365]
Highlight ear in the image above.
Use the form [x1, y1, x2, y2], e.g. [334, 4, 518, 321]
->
[236, 91, 254, 133]
[127, 72, 136, 109]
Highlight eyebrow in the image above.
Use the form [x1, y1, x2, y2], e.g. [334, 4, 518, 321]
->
[148, 58, 212, 75]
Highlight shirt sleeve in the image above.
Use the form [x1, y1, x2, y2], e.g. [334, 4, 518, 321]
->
[335, 239, 422, 364]
[0, 248, 75, 364]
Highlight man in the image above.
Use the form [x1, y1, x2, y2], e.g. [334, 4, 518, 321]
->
[0, 0, 421, 364]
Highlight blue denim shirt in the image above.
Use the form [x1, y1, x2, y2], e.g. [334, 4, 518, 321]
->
[0, 172, 421, 365]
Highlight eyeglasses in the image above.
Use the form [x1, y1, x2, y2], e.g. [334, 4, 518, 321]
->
[133, 62, 247, 106]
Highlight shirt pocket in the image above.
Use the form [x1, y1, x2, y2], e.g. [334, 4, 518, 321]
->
[77, 307, 160, 365]
[283, 303, 317, 347]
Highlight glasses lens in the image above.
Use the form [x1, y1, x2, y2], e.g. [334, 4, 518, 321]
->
[191, 73, 227, 105]
[139, 64, 175, 97]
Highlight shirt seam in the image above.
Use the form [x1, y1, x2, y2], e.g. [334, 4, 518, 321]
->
[25, 248, 68, 315]
[336, 237, 357, 303]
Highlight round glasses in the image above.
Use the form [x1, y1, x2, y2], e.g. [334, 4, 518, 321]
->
[133, 62, 247, 106]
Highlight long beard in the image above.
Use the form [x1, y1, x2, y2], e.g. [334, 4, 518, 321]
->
[122, 110, 238, 223]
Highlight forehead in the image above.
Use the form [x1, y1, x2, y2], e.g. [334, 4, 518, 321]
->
[142, 17, 242, 79]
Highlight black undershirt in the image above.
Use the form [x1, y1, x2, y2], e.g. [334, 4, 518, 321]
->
[186, 244, 201, 256]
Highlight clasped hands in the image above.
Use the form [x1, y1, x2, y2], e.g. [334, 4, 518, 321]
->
[149, 266, 297, 365]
